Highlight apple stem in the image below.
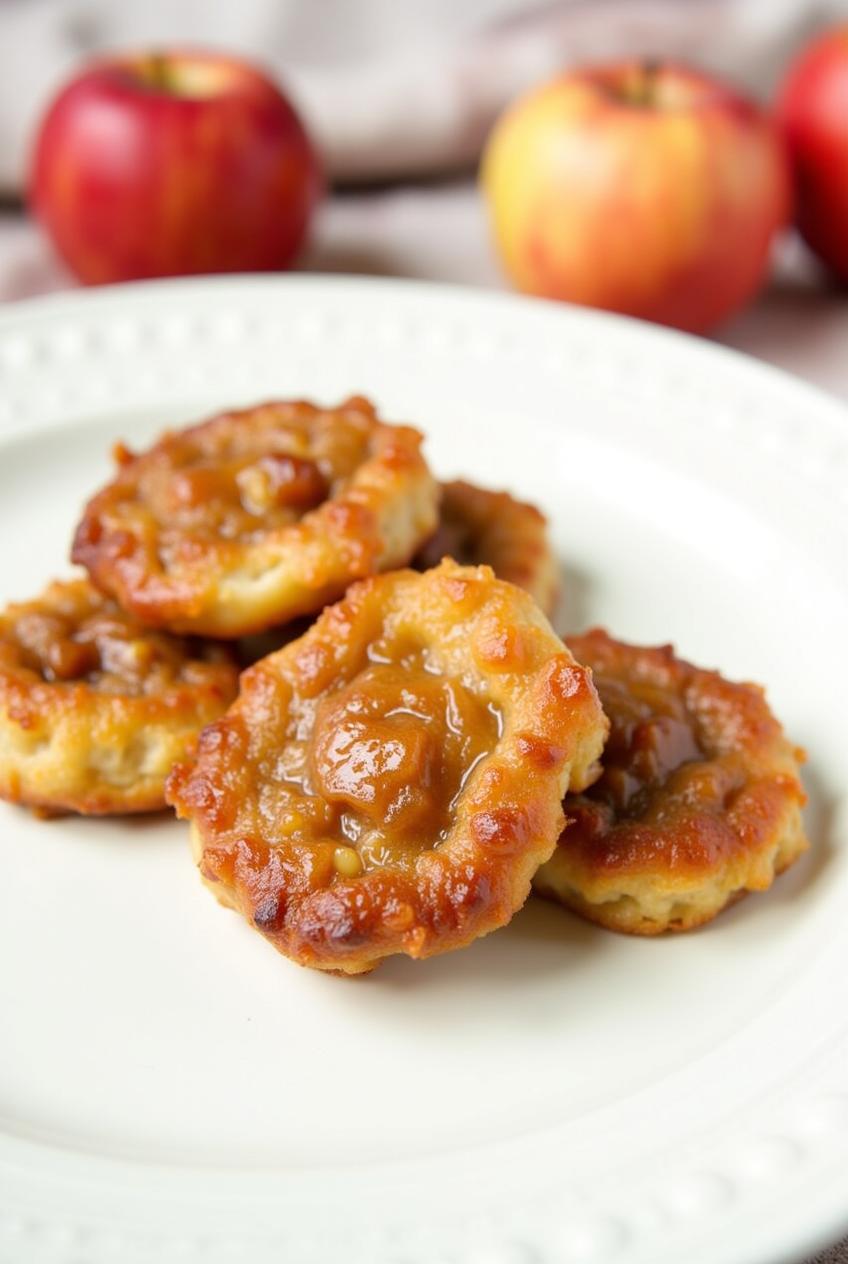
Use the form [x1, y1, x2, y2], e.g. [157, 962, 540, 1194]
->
[632, 59, 660, 107]
[144, 52, 176, 93]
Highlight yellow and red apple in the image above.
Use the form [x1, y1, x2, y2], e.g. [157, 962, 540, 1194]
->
[30, 50, 322, 284]
[481, 62, 791, 333]
[777, 26, 848, 283]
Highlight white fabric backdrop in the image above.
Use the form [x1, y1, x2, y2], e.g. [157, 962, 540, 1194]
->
[0, 0, 846, 191]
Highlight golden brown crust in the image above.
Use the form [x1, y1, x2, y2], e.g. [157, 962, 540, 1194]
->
[167, 560, 607, 974]
[533, 629, 809, 933]
[414, 480, 559, 617]
[72, 396, 439, 637]
[0, 578, 239, 815]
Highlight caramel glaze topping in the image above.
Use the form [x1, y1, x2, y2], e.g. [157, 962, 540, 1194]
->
[412, 480, 559, 619]
[415, 512, 477, 570]
[0, 585, 226, 697]
[109, 405, 363, 555]
[254, 637, 500, 877]
[168, 560, 610, 971]
[72, 398, 441, 639]
[555, 629, 807, 881]
[583, 671, 704, 818]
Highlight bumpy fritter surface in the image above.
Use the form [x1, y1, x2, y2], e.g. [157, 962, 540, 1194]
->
[414, 480, 559, 617]
[73, 396, 439, 637]
[0, 579, 239, 815]
[168, 560, 607, 974]
[533, 630, 808, 934]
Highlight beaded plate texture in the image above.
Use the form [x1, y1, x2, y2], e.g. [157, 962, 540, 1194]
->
[0, 277, 846, 1264]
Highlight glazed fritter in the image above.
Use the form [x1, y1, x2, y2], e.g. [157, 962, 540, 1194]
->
[168, 560, 607, 974]
[414, 480, 559, 617]
[0, 578, 239, 815]
[73, 396, 439, 637]
[534, 630, 808, 933]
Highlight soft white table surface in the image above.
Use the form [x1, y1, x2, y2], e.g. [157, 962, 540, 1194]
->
[1, 184, 846, 1264]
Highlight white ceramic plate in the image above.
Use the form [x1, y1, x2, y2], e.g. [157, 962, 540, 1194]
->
[1, 277, 847, 1264]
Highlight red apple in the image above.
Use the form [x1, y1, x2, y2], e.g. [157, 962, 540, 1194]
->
[481, 61, 792, 333]
[29, 50, 322, 284]
[776, 27, 848, 283]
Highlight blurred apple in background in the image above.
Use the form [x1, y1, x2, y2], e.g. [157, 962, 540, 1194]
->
[29, 50, 322, 284]
[777, 27, 848, 284]
[481, 61, 791, 334]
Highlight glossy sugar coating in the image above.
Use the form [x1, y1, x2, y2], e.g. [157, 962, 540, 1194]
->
[168, 560, 608, 973]
[534, 629, 808, 933]
[414, 480, 559, 617]
[73, 395, 439, 637]
[0, 578, 239, 815]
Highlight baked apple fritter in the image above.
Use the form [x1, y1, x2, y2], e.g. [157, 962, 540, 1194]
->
[0, 578, 239, 815]
[167, 560, 607, 974]
[414, 480, 559, 617]
[534, 630, 808, 933]
[72, 396, 439, 637]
